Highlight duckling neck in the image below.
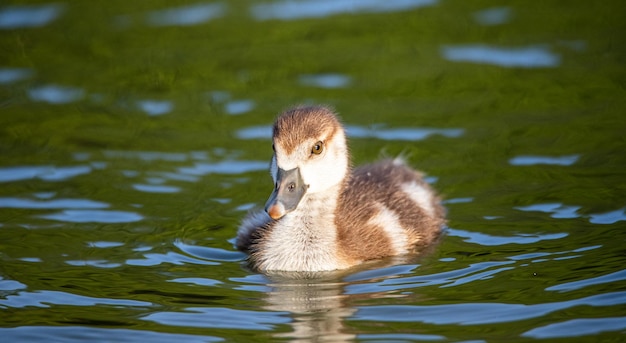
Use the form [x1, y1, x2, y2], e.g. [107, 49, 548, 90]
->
[261, 182, 345, 271]
[296, 182, 342, 230]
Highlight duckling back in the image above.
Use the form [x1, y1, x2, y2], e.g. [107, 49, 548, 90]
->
[334, 158, 445, 265]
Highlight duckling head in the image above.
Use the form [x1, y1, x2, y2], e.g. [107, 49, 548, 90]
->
[265, 106, 349, 220]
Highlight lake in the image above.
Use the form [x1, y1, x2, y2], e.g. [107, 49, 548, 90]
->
[1, 0, 625, 342]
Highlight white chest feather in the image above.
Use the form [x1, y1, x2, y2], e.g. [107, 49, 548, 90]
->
[258, 193, 344, 271]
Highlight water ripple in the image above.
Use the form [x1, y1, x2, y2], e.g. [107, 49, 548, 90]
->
[28, 84, 85, 104]
[103, 150, 189, 162]
[298, 73, 351, 88]
[522, 316, 626, 339]
[0, 4, 64, 29]
[362, 333, 448, 341]
[509, 154, 579, 166]
[0, 165, 92, 183]
[230, 274, 273, 293]
[126, 252, 219, 267]
[346, 261, 514, 294]
[133, 184, 181, 193]
[0, 197, 108, 209]
[251, 0, 437, 21]
[142, 307, 291, 330]
[515, 202, 581, 219]
[38, 209, 143, 223]
[589, 207, 626, 224]
[473, 7, 512, 26]
[447, 228, 567, 246]
[346, 125, 464, 141]
[0, 327, 221, 343]
[0, 67, 33, 84]
[516, 203, 626, 224]
[225, 99, 255, 115]
[178, 160, 267, 176]
[169, 278, 221, 287]
[354, 291, 626, 325]
[175, 240, 246, 263]
[442, 44, 560, 68]
[0, 290, 151, 309]
[146, 3, 226, 26]
[0, 278, 27, 291]
[88, 241, 124, 248]
[235, 125, 272, 139]
[136, 100, 173, 116]
[546, 269, 626, 293]
[65, 260, 122, 268]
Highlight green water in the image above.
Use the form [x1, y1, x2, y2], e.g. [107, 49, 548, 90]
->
[1, 0, 625, 342]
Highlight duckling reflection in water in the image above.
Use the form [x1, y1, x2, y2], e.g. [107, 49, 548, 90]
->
[236, 105, 445, 272]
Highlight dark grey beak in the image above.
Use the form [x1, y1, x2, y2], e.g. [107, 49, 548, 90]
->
[265, 167, 307, 220]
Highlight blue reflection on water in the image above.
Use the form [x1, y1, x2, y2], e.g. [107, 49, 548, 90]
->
[346, 125, 464, 141]
[146, 3, 225, 26]
[509, 154, 579, 166]
[589, 208, 626, 224]
[347, 261, 514, 294]
[0, 327, 221, 343]
[0, 290, 151, 308]
[516, 203, 626, 225]
[447, 228, 568, 246]
[442, 44, 560, 68]
[65, 260, 122, 268]
[359, 333, 446, 341]
[175, 240, 245, 263]
[126, 251, 219, 267]
[0, 165, 92, 183]
[522, 316, 626, 339]
[235, 125, 272, 139]
[508, 245, 601, 266]
[0, 68, 33, 84]
[103, 150, 189, 162]
[39, 209, 143, 223]
[0, 197, 108, 209]
[133, 183, 181, 193]
[515, 203, 581, 219]
[443, 197, 473, 204]
[355, 291, 626, 325]
[0, 4, 64, 29]
[299, 74, 351, 88]
[136, 100, 173, 116]
[142, 307, 291, 330]
[178, 160, 267, 176]
[473, 7, 512, 26]
[251, 0, 437, 21]
[88, 241, 124, 248]
[0, 278, 27, 291]
[28, 84, 85, 104]
[169, 278, 221, 287]
[224, 99, 255, 115]
[546, 269, 626, 293]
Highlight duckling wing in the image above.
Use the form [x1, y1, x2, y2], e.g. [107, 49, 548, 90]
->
[335, 159, 445, 261]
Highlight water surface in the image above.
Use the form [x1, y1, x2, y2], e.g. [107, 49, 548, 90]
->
[1, 0, 625, 342]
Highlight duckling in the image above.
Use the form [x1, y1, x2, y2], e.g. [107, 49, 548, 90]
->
[236, 105, 445, 272]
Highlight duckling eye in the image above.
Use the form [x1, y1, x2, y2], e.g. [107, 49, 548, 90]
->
[311, 141, 324, 155]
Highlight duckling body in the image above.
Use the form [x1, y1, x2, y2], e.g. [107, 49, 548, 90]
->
[236, 106, 445, 272]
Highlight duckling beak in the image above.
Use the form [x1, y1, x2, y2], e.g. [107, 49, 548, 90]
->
[265, 167, 307, 220]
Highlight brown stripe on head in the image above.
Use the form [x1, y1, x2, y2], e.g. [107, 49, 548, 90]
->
[273, 105, 342, 154]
